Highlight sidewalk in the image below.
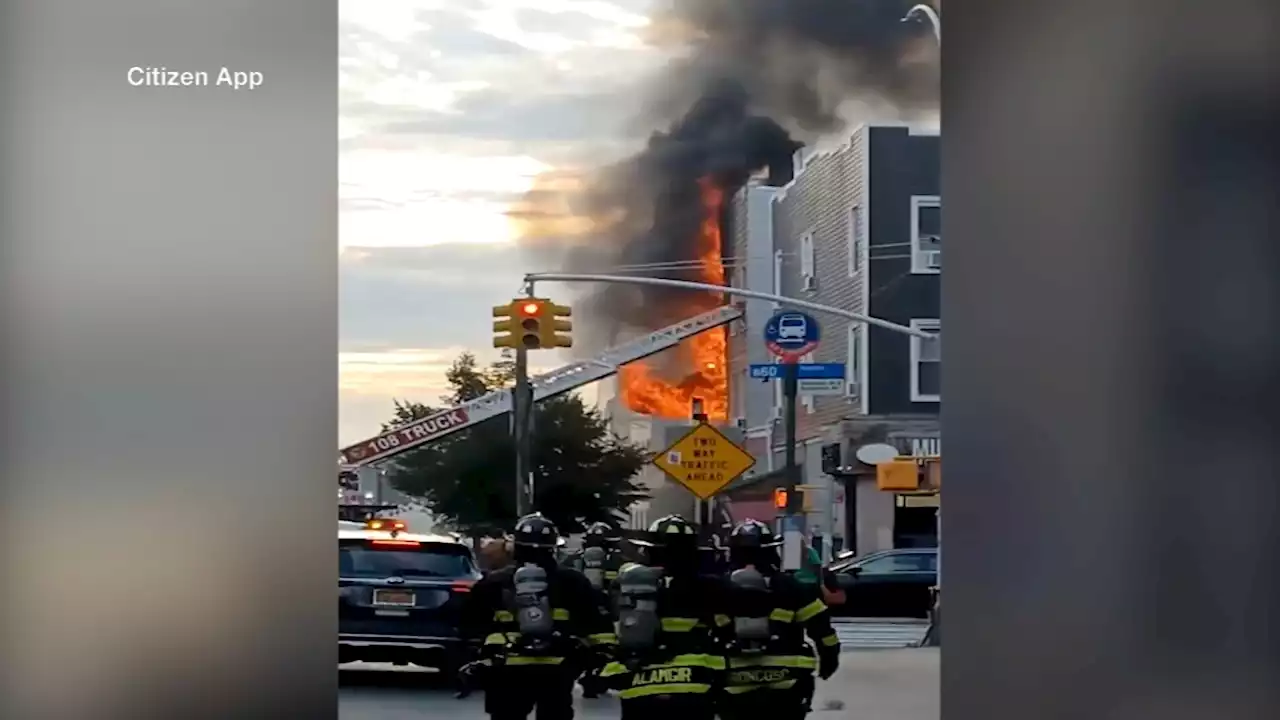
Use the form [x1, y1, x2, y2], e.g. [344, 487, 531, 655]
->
[811, 648, 939, 718]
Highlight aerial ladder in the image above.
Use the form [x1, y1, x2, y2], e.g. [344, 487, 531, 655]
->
[338, 303, 745, 467]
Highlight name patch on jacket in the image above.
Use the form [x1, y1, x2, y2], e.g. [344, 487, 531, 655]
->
[728, 668, 791, 685]
[632, 667, 694, 686]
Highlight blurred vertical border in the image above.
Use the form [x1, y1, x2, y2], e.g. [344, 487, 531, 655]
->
[0, 1, 338, 717]
[947, 0, 1280, 717]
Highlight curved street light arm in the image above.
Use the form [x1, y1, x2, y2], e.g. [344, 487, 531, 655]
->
[524, 272, 935, 339]
[903, 4, 941, 45]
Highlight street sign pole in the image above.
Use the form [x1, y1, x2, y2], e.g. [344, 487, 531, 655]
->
[690, 398, 712, 530]
[782, 360, 801, 519]
[762, 310, 822, 571]
[513, 346, 532, 518]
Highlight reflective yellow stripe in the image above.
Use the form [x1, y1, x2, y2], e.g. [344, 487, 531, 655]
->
[587, 633, 618, 645]
[660, 617, 699, 632]
[769, 608, 795, 622]
[600, 654, 725, 677]
[668, 653, 727, 670]
[483, 633, 508, 646]
[714, 614, 731, 627]
[599, 661, 629, 678]
[553, 608, 571, 621]
[604, 571, 618, 580]
[506, 656, 565, 665]
[729, 655, 817, 669]
[795, 599, 827, 623]
[724, 680, 796, 694]
[820, 634, 840, 647]
[617, 683, 711, 699]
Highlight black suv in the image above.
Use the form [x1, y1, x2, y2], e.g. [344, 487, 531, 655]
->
[339, 520, 480, 673]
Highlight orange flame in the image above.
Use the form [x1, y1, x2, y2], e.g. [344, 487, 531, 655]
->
[618, 178, 728, 421]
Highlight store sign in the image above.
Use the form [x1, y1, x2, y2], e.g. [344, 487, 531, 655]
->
[901, 437, 940, 458]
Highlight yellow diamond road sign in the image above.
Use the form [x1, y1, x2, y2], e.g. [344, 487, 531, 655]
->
[652, 422, 756, 500]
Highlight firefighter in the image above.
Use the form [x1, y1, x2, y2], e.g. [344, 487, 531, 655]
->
[580, 521, 624, 591]
[459, 513, 614, 720]
[576, 521, 623, 698]
[718, 519, 841, 720]
[592, 514, 729, 719]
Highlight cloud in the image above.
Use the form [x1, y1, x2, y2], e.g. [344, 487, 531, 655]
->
[341, 244, 531, 350]
[338, 0, 663, 442]
[340, 0, 662, 167]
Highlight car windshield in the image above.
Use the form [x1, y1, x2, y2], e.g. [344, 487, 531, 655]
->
[339, 540, 476, 579]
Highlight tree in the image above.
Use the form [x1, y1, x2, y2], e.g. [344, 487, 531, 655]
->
[384, 352, 649, 534]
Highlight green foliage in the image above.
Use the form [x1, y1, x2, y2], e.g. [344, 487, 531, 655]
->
[384, 352, 649, 534]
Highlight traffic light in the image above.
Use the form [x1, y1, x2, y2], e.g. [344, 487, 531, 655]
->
[492, 298, 572, 350]
[876, 459, 921, 491]
[539, 301, 572, 349]
[492, 301, 522, 349]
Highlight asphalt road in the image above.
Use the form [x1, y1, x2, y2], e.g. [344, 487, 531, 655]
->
[339, 649, 939, 719]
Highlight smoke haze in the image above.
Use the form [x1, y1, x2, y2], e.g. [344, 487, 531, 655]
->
[511, 0, 941, 352]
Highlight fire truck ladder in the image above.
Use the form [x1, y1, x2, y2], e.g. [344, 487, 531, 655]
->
[339, 303, 744, 466]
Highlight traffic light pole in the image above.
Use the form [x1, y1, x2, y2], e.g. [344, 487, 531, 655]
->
[513, 346, 533, 518]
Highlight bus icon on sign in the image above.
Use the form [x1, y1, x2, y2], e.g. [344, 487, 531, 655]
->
[777, 314, 808, 341]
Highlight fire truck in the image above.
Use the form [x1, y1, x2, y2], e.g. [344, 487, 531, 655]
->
[339, 467, 399, 523]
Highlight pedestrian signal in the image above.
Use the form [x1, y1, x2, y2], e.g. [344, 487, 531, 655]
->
[772, 487, 813, 511]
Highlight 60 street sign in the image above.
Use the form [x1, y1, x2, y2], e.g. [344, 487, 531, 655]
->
[749, 363, 845, 380]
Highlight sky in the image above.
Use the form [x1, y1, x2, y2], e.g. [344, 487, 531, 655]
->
[339, 0, 662, 446]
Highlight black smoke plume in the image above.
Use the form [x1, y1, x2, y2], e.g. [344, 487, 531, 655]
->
[512, 0, 939, 352]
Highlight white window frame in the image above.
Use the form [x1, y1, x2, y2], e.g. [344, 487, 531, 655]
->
[909, 319, 941, 402]
[910, 195, 941, 274]
[799, 230, 815, 288]
[845, 325, 862, 399]
[847, 205, 863, 277]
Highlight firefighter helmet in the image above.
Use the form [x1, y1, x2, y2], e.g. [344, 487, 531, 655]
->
[728, 518, 783, 548]
[512, 513, 561, 549]
[630, 514, 697, 548]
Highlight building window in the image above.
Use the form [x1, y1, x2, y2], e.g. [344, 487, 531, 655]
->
[909, 319, 941, 402]
[845, 325, 862, 399]
[800, 230, 816, 291]
[910, 196, 941, 274]
[847, 206, 863, 277]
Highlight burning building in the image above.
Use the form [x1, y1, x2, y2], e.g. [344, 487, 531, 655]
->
[512, 0, 938, 429]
